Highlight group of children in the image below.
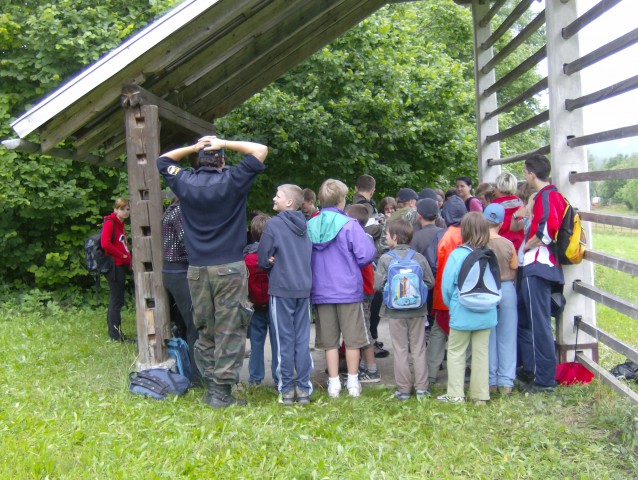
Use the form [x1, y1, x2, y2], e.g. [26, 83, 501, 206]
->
[244, 171, 532, 406]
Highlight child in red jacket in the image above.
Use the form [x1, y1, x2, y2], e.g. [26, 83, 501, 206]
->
[243, 214, 279, 385]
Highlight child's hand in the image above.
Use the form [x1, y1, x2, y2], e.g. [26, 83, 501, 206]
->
[268, 256, 275, 265]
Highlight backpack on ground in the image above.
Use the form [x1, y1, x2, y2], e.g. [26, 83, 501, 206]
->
[457, 246, 502, 312]
[383, 249, 427, 310]
[245, 253, 269, 309]
[129, 368, 190, 400]
[610, 360, 638, 382]
[167, 336, 192, 380]
[84, 217, 115, 274]
[550, 188, 586, 265]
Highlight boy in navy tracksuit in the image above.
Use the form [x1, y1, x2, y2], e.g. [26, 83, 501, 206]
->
[257, 184, 314, 405]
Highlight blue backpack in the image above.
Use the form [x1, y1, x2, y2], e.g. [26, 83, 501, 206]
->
[167, 337, 192, 380]
[129, 368, 190, 400]
[457, 246, 502, 312]
[383, 249, 427, 310]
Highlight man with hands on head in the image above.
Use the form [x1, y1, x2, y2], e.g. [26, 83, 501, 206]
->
[157, 135, 268, 409]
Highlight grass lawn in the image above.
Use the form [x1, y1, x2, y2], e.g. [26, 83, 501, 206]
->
[1, 291, 638, 479]
[589, 225, 638, 371]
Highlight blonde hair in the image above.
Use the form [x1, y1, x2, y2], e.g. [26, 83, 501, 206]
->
[495, 173, 518, 196]
[114, 197, 130, 209]
[461, 212, 490, 248]
[278, 184, 304, 210]
[318, 179, 348, 207]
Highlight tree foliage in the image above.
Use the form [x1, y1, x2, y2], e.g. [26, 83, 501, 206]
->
[0, 0, 179, 288]
[590, 153, 638, 211]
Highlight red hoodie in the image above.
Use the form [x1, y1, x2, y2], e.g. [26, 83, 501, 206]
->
[101, 213, 131, 267]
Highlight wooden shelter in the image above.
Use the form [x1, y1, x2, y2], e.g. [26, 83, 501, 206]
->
[5, 0, 638, 400]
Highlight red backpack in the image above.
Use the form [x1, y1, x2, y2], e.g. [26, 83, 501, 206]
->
[244, 252, 269, 309]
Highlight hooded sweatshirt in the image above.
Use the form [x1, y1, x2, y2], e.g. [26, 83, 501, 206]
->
[101, 212, 131, 267]
[307, 207, 376, 304]
[257, 210, 312, 298]
[433, 195, 467, 315]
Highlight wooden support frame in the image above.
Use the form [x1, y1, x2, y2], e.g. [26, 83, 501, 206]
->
[123, 104, 172, 370]
[1, 138, 121, 167]
[487, 145, 550, 167]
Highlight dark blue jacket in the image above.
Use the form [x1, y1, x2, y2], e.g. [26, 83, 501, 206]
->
[157, 155, 265, 266]
[257, 210, 312, 298]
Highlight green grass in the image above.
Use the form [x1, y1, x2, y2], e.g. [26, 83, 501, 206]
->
[589, 226, 638, 372]
[1, 295, 638, 478]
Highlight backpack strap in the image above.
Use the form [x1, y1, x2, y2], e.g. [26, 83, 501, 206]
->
[403, 249, 415, 261]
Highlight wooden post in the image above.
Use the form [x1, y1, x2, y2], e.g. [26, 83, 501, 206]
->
[545, 1, 596, 362]
[471, 1, 501, 183]
[123, 104, 172, 370]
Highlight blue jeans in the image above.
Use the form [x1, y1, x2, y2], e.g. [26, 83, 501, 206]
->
[248, 308, 279, 384]
[489, 281, 517, 388]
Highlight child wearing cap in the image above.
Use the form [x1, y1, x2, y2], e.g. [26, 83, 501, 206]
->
[484, 203, 519, 396]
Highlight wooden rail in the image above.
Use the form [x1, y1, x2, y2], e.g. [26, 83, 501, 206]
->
[579, 211, 638, 229]
[486, 111, 548, 143]
[573, 281, 638, 321]
[565, 74, 638, 112]
[577, 320, 638, 365]
[576, 353, 638, 404]
[480, 0, 535, 51]
[483, 46, 546, 97]
[569, 167, 638, 183]
[485, 78, 547, 120]
[564, 27, 638, 75]
[487, 145, 550, 167]
[567, 124, 638, 148]
[584, 250, 638, 277]
[562, 0, 623, 40]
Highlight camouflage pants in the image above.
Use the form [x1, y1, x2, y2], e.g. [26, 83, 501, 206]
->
[187, 261, 253, 386]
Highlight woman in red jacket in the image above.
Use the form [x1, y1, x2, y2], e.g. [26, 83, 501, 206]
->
[101, 197, 132, 342]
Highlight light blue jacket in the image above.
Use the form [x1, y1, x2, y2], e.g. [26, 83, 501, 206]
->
[442, 246, 498, 331]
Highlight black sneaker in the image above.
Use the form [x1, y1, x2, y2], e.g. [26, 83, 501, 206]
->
[516, 368, 535, 384]
[374, 341, 389, 358]
[358, 367, 381, 383]
[296, 388, 310, 405]
[203, 394, 247, 409]
[519, 383, 555, 395]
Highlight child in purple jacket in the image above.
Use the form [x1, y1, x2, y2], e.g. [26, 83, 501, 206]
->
[307, 179, 376, 398]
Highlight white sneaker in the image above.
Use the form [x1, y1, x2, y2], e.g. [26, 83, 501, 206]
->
[347, 381, 361, 397]
[327, 381, 342, 398]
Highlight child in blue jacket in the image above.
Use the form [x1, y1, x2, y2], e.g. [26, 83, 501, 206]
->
[437, 212, 498, 405]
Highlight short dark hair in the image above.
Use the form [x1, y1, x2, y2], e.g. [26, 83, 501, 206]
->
[345, 204, 369, 228]
[355, 174, 376, 193]
[302, 188, 316, 204]
[387, 219, 413, 245]
[525, 154, 551, 182]
[456, 176, 473, 188]
[250, 214, 271, 242]
[195, 150, 225, 169]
